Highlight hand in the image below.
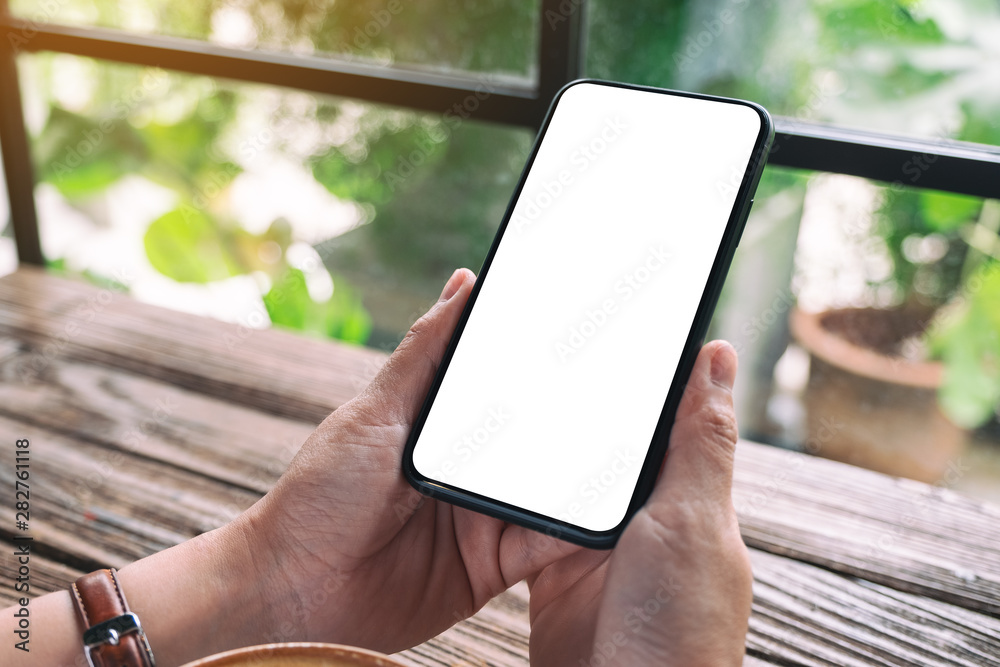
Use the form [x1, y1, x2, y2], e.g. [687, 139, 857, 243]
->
[526, 341, 752, 666]
[11, 268, 581, 667]
[234, 268, 581, 653]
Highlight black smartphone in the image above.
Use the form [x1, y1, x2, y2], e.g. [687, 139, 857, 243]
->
[403, 79, 773, 548]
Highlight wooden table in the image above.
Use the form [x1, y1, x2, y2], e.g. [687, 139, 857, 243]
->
[1, 266, 998, 666]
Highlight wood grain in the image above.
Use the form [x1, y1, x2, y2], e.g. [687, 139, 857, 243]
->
[0, 345, 314, 494]
[3, 267, 1000, 666]
[748, 549, 1000, 666]
[0, 540, 85, 607]
[734, 440, 1000, 616]
[0, 266, 390, 423]
[0, 415, 261, 570]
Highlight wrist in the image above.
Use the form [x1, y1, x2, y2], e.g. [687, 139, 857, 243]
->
[231, 486, 355, 646]
[116, 511, 282, 665]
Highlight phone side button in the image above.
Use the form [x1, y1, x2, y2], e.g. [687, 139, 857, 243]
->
[736, 199, 753, 247]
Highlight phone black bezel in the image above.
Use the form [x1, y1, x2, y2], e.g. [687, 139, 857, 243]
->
[402, 79, 774, 549]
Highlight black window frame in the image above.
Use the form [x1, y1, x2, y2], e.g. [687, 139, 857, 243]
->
[2, 0, 1000, 266]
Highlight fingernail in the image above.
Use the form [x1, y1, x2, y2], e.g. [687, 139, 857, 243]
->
[439, 269, 465, 302]
[710, 342, 737, 389]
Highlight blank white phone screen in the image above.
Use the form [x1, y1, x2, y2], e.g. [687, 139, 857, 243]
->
[412, 83, 763, 532]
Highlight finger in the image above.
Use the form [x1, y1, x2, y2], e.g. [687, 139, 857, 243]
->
[499, 524, 586, 586]
[361, 268, 476, 425]
[654, 341, 739, 508]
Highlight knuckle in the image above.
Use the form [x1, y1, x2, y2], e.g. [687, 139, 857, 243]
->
[694, 400, 739, 450]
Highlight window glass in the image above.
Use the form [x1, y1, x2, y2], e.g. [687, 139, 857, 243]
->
[18, 52, 533, 350]
[586, 0, 1000, 146]
[11, 0, 541, 80]
[711, 165, 1000, 501]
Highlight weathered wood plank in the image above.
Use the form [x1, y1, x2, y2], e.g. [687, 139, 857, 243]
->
[748, 549, 1000, 666]
[734, 440, 1000, 617]
[0, 267, 389, 423]
[0, 416, 261, 570]
[401, 549, 1000, 667]
[0, 340, 1000, 628]
[0, 345, 314, 494]
[397, 582, 531, 667]
[9, 393, 996, 664]
[3, 266, 1000, 665]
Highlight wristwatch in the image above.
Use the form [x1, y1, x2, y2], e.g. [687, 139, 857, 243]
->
[71, 568, 156, 667]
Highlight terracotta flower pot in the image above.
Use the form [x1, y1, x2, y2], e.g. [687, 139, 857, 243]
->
[180, 642, 409, 667]
[789, 306, 965, 483]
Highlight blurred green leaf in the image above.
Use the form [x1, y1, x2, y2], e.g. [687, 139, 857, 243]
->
[919, 191, 982, 232]
[928, 263, 1000, 428]
[816, 1, 944, 51]
[144, 207, 243, 283]
[326, 274, 373, 343]
[138, 113, 241, 192]
[959, 100, 1000, 146]
[35, 107, 146, 199]
[311, 123, 447, 204]
[263, 268, 372, 343]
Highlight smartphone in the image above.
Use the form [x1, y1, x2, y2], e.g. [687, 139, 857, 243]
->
[403, 79, 772, 548]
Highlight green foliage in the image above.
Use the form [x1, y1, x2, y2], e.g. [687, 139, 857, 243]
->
[928, 264, 1000, 428]
[34, 107, 147, 199]
[919, 191, 983, 233]
[958, 100, 1000, 146]
[144, 207, 244, 283]
[263, 268, 372, 343]
[21, 0, 1000, 393]
[311, 122, 448, 205]
[586, 0, 686, 88]
[814, 0, 944, 51]
[362, 122, 531, 276]
[873, 188, 975, 306]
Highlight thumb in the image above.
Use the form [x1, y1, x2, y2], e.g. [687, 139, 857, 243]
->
[654, 340, 739, 509]
[359, 268, 476, 426]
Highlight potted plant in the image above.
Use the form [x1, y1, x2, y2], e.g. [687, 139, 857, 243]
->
[791, 190, 999, 483]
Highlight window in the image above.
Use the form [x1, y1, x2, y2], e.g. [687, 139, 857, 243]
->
[11, 0, 542, 79]
[587, 0, 1000, 145]
[3, 0, 998, 492]
[18, 52, 532, 345]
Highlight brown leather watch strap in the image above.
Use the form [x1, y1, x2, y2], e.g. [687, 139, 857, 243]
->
[71, 568, 155, 667]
